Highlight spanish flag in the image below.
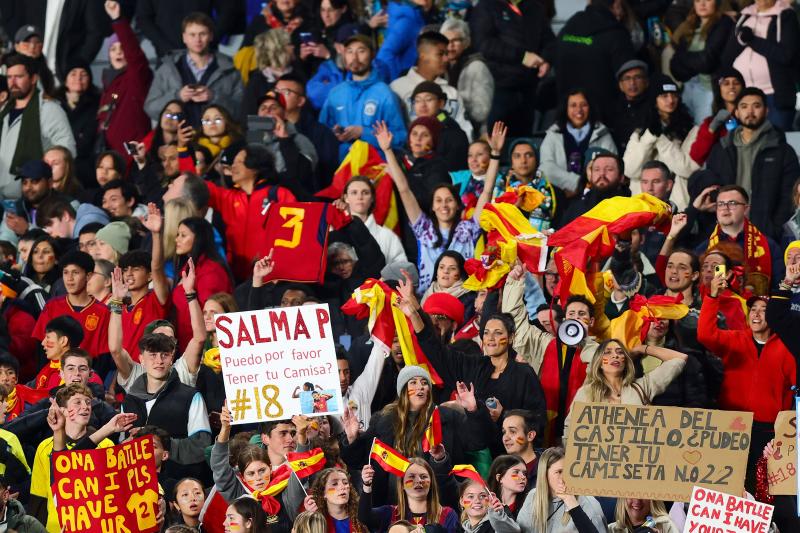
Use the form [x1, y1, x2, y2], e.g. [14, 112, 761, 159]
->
[315, 140, 399, 230]
[549, 194, 672, 304]
[450, 464, 486, 486]
[421, 407, 442, 453]
[287, 447, 326, 479]
[605, 294, 690, 348]
[261, 463, 292, 497]
[370, 438, 411, 477]
[495, 184, 546, 212]
[341, 279, 443, 386]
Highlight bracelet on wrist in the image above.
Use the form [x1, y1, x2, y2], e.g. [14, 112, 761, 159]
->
[108, 302, 123, 314]
[490, 153, 501, 160]
[185, 291, 197, 302]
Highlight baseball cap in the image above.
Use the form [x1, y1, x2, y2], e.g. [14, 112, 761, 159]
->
[15, 160, 52, 181]
[15, 25, 42, 43]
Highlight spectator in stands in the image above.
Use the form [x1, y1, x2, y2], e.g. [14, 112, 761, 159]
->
[36, 197, 109, 241]
[241, 29, 299, 118]
[0, 54, 75, 200]
[555, 0, 635, 116]
[539, 89, 617, 198]
[242, 0, 314, 47]
[87, 258, 113, 304]
[102, 179, 146, 219]
[687, 67, 744, 167]
[391, 31, 472, 139]
[471, 0, 555, 137]
[0, 160, 57, 245]
[92, 221, 132, 265]
[21, 234, 61, 294]
[43, 146, 82, 198]
[11, 25, 56, 97]
[145, 13, 244, 129]
[560, 152, 630, 226]
[97, 1, 154, 159]
[624, 74, 699, 209]
[668, 0, 735, 123]
[607, 60, 650, 152]
[722, 0, 800, 132]
[410, 81, 469, 171]
[374, 0, 427, 80]
[320, 33, 406, 157]
[196, 105, 242, 159]
[700, 87, 800, 241]
[341, 176, 407, 264]
[440, 18, 493, 137]
[54, 64, 100, 183]
[785, 179, 800, 242]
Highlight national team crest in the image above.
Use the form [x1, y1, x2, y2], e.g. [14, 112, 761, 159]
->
[133, 307, 143, 325]
[85, 313, 99, 331]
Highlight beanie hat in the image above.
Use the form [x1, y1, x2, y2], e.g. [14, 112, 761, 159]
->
[422, 292, 465, 325]
[108, 33, 120, 48]
[396, 365, 431, 396]
[381, 261, 419, 290]
[45, 316, 84, 347]
[408, 116, 442, 150]
[59, 250, 95, 275]
[95, 221, 131, 255]
[784, 240, 800, 265]
[508, 138, 539, 161]
[651, 73, 679, 95]
[716, 67, 745, 87]
[411, 81, 446, 102]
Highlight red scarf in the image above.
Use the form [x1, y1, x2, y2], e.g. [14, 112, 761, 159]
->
[240, 476, 282, 517]
[539, 340, 587, 445]
[708, 219, 772, 279]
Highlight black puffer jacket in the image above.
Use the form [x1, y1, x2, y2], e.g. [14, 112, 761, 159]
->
[555, 4, 636, 111]
[670, 15, 735, 82]
[470, 0, 556, 89]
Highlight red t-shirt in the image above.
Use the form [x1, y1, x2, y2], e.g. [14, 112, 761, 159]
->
[34, 360, 104, 390]
[32, 296, 111, 357]
[123, 291, 169, 362]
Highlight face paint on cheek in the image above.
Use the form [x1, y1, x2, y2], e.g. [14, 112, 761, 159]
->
[602, 357, 609, 365]
[515, 436, 526, 445]
[227, 523, 241, 532]
[404, 479, 415, 488]
[407, 389, 417, 396]
[326, 488, 337, 496]
[509, 474, 522, 481]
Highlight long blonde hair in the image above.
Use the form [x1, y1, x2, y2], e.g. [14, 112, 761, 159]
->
[672, 0, 731, 46]
[379, 383, 433, 457]
[586, 339, 636, 402]
[531, 447, 569, 532]
[254, 29, 293, 71]
[163, 198, 198, 261]
[292, 511, 327, 533]
[396, 458, 442, 526]
[614, 499, 670, 531]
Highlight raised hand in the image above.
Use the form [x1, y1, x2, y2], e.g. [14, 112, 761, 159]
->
[508, 260, 525, 282]
[455, 381, 478, 412]
[361, 464, 375, 487]
[373, 121, 393, 152]
[218, 401, 232, 442]
[692, 185, 719, 213]
[253, 250, 275, 284]
[111, 266, 128, 300]
[104, 0, 121, 20]
[105, 412, 138, 433]
[488, 491, 504, 513]
[142, 203, 163, 234]
[342, 405, 360, 443]
[394, 269, 420, 317]
[429, 443, 446, 461]
[668, 213, 688, 238]
[487, 397, 503, 422]
[709, 271, 727, 298]
[177, 120, 195, 148]
[180, 257, 197, 294]
[46, 398, 66, 432]
[488, 121, 507, 155]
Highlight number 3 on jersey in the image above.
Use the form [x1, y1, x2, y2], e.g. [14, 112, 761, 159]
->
[274, 207, 305, 249]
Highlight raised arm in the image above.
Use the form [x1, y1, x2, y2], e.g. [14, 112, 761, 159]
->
[143, 203, 170, 305]
[473, 121, 506, 222]
[108, 267, 134, 380]
[374, 121, 423, 224]
[180, 258, 205, 375]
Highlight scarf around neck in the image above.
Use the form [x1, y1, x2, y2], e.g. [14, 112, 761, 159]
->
[0, 88, 43, 174]
[421, 280, 468, 304]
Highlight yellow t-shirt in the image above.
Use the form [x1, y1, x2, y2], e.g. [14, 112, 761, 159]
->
[0, 427, 30, 475]
[30, 436, 115, 533]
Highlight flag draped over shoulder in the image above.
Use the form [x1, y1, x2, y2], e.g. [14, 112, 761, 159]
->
[341, 279, 443, 385]
[370, 438, 411, 477]
[287, 448, 326, 478]
[315, 140, 399, 230]
[549, 193, 672, 303]
[261, 463, 292, 497]
[463, 201, 548, 290]
[421, 407, 442, 453]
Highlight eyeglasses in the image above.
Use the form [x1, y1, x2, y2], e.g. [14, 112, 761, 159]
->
[201, 118, 224, 126]
[620, 74, 646, 83]
[716, 200, 747, 210]
[79, 239, 97, 251]
[413, 95, 439, 105]
[164, 113, 181, 120]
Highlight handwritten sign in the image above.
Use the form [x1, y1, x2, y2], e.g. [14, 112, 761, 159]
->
[683, 486, 773, 533]
[53, 436, 159, 533]
[564, 403, 752, 501]
[766, 410, 796, 495]
[215, 304, 343, 424]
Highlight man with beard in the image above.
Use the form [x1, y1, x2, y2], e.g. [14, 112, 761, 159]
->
[0, 160, 59, 244]
[702, 87, 799, 241]
[0, 54, 74, 199]
[319, 33, 406, 157]
[558, 151, 630, 227]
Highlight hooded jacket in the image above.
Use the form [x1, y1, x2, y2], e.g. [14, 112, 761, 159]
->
[375, 1, 426, 80]
[703, 120, 800, 240]
[555, 4, 636, 112]
[72, 203, 110, 239]
[722, 0, 800, 109]
[539, 122, 617, 193]
[319, 68, 407, 158]
[5, 498, 47, 533]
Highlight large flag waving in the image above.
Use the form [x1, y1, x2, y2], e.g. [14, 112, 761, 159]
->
[548, 194, 672, 303]
[341, 278, 443, 385]
[315, 140, 399, 230]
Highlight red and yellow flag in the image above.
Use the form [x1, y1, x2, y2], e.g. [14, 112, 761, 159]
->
[421, 407, 442, 453]
[549, 194, 672, 304]
[370, 438, 411, 477]
[450, 464, 486, 486]
[607, 294, 690, 348]
[341, 279, 443, 385]
[287, 447, 326, 479]
[260, 463, 292, 497]
[315, 140, 399, 230]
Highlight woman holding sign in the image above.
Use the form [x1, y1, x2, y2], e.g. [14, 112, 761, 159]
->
[517, 447, 606, 533]
[211, 403, 307, 532]
[562, 339, 687, 440]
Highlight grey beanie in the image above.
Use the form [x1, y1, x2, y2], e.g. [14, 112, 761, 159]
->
[396, 365, 431, 396]
[381, 261, 420, 290]
[95, 221, 131, 255]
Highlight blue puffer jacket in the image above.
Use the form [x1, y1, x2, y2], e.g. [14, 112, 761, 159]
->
[319, 69, 407, 158]
[307, 58, 392, 110]
[375, 1, 425, 79]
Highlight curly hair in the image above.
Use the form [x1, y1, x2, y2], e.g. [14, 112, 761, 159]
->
[309, 468, 365, 532]
[254, 29, 293, 71]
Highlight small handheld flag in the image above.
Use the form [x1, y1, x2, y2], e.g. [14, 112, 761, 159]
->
[287, 448, 326, 479]
[450, 464, 486, 486]
[370, 438, 411, 477]
[421, 407, 442, 453]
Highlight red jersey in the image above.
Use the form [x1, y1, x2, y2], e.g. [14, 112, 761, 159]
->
[34, 360, 104, 391]
[6, 384, 49, 420]
[32, 296, 110, 357]
[123, 291, 169, 362]
[172, 256, 232, 352]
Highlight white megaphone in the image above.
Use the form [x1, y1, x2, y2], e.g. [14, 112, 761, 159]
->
[557, 319, 586, 347]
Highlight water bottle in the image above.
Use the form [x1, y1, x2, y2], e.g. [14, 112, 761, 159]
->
[485, 397, 497, 409]
[642, 515, 657, 529]
[725, 117, 738, 132]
